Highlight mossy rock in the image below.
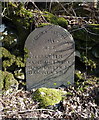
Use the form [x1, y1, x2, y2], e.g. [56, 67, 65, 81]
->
[0, 70, 18, 91]
[33, 87, 66, 108]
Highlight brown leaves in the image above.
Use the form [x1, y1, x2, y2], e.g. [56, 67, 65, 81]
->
[1, 82, 99, 119]
[1, 89, 38, 118]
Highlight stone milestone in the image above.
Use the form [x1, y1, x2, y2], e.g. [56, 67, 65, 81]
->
[25, 25, 75, 90]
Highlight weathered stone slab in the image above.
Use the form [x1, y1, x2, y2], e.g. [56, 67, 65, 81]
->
[25, 25, 75, 90]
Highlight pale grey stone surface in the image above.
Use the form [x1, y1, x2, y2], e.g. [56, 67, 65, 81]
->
[25, 25, 75, 90]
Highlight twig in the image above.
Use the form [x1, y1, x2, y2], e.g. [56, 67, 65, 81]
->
[70, 3, 77, 18]
[56, 1, 72, 16]
[32, 2, 48, 23]
[1, 8, 12, 21]
[82, 26, 99, 36]
[5, 109, 55, 114]
[0, 8, 6, 17]
[70, 27, 85, 33]
[49, 1, 52, 12]
[70, 25, 99, 36]
[0, 98, 7, 106]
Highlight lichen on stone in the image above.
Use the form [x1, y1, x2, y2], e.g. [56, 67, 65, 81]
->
[33, 87, 66, 108]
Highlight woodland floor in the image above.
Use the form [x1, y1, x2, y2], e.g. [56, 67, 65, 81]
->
[0, 77, 99, 119]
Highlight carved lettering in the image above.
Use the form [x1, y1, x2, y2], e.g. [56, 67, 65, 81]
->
[25, 25, 75, 90]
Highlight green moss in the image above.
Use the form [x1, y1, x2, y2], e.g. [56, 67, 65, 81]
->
[89, 24, 99, 27]
[8, 2, 17, 8]
[37, 23, 52, 28]
[81, 55, 96, 70]
[57, 17, 68, 28]
[87, 24, 99, 34]
[8, 2, 33, 18]
[0, 47, 11, 59]
[3, 60, 13, 70]
[15, 17, 30, 30]
[15, 57, 25, 67]
[0, 70, 18, 91]
[75, 70, 83, 80]
[24, 47, 29, 62]
[0, 47, 25, 70]
[0, 71, 4, 90]
[6, 3, 34, 52]
[43, 11, 68, 28]
[1, 33, 18, 49]
[33, 88, 66, 108]
[9, 3, 34, 31]
[43, 11, 58, 25]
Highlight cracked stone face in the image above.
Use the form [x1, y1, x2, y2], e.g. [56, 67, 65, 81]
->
[25, 25, 75, 90]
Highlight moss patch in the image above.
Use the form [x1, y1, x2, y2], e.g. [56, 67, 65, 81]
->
[0, 70, 18, 91]
[33, 87, 66, 108]
[37, 23, 52, 27]
[0, 47, 12, 59]
[43, 11, 68, 28]
[0, 71, 4, 90]
[57, 17, 68, 28]
[0, 47, 25, 70]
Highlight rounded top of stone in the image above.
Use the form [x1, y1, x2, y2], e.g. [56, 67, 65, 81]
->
[25, 25, 74, 48]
